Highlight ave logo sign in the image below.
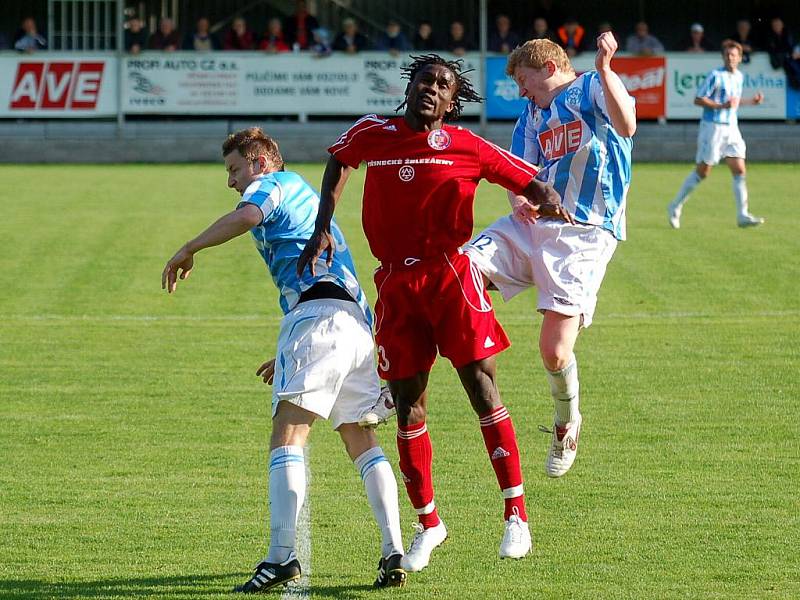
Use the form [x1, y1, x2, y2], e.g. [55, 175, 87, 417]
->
[9, 62, 105, 110]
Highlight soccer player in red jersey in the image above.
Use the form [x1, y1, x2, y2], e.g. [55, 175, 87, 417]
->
[297, 54, 571, 570]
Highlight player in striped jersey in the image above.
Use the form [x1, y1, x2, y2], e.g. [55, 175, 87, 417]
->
[668, 40, 765, 228]
[161, 128, 406, 591]
[466, 34, 636, 478]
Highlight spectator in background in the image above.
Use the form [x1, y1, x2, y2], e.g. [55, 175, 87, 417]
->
[731, 19, 756, 63]
[413, 20, 438, 51]
[333, 18, 369, 54]
[489, 14, 520, 54]
[0, 32, 10, 50]
[686, 23, 713, 53]
[445, 20, 473, 56]
[556, 17, 586, 57]
[13, 17, 47, 53]
[224, 16, 255, 51]
[149, 17, 180, 51]
[125, 18, 147, 54]
[626, 21, 664, 56]
[259, 18, 290, 53]
[766, 17, 800, 89]
[184, 17, 219, 51]
[529, 17, 556, 43]
[376, 19, 411, 56]
[593, 21, 620, 49]
[284, 0, 319, 50]
[310, 27, 332, 57]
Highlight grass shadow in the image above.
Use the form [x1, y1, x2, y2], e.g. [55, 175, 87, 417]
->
[0, 573, 241, 599]
[0, 575, 380, 599]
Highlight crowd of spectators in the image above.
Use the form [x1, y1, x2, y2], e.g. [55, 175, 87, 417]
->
[6, 8, 800, 88]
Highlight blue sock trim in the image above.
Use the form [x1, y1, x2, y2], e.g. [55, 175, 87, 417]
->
[360, 456, 388, 480]
[269, 445, 304, 472]
[355, 447, 388, 480]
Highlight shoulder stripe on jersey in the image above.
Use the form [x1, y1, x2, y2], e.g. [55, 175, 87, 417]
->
[461, 128, 539, 177]
[329, 115, 387, 154]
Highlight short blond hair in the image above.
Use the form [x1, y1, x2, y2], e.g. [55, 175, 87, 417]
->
[506, 39, 573, 76]
[721, 39, 743, 56]
[222, 127, 284, 170]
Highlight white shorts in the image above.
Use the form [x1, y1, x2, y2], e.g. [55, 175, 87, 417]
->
[272, 298, 379, 430]
[465, 216, 617, 328]
[695, 120, 746, 166]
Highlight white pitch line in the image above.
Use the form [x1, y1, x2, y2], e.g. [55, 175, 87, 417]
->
[2, 310, 799, 323]
[282, 446, 311, 600]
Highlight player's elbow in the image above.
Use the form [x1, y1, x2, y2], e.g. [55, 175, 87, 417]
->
[613, 115, 636, 137]
[619, 120, 636, 137]
[693, 98, 704, 107]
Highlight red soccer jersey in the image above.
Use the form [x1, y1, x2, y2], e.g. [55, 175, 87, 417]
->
[328, 115, 538, 263]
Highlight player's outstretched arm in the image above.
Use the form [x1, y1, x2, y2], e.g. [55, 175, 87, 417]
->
[161, 204, 262, 293]
[519, 179, 575, 224]
[297, 155, 352, 277]
[595, 32, 637, 137]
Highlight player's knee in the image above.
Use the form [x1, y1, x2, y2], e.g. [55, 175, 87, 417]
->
[396, 399, 426, 424]
[539, 344, 572, 372]
[338, 424, 375, 460]
[457, 360, 501, 414]
[270, 424, 309, 449]
[466, 377, 501, 415]
[696, 166, 710, 179]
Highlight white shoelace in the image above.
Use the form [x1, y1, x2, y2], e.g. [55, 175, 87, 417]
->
[407, 522, 426, 553]
[506, 521, 523, 544]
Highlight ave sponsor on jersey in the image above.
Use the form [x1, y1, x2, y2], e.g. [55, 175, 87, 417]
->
[538, 121, 584, 160]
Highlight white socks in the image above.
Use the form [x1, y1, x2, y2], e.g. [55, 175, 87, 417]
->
[355, 447, 404, 558]
[671, 171, 703, 209]
[546, 355, 580, 426]
[267, 445, 306, 563]
[733, 174, 749, 219]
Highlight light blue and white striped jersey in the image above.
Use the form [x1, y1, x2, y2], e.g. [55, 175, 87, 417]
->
[510, 71, 634, 241]
[696, 67, 743, 125]
[238, 171, 371, 324]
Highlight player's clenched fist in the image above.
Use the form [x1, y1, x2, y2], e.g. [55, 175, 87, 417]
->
[595, 31, 618, 71]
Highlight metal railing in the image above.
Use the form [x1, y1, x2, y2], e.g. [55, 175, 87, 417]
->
[47, 0, 120, 50]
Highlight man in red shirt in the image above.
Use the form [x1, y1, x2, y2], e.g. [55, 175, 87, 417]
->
[298, 54, 571, 571]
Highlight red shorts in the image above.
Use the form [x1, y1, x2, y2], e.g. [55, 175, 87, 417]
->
[373, 251, 510, 380]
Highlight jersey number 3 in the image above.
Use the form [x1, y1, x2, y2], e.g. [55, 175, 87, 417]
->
[377, 345, 390, 372]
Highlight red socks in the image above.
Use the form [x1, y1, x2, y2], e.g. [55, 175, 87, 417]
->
[398, 407, 527, 527]
[397, 421, 440, 528]
[479, 405, 527, 521]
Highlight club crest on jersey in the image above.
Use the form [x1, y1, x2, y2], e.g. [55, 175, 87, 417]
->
[398, 165, 415, 181]
[427, 129, 451, 150]
[565, 87, 583, 106]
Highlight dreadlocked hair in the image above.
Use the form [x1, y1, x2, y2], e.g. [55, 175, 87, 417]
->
[396, 53, 483, 121]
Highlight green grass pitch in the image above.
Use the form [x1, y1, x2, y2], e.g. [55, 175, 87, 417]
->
[0, 162, 798, 599]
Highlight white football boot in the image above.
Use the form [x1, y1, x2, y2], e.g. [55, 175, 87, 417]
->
[499, 510, 532, 559]
[400, 521, 447, 572]
[542, 412, 582, 478]
[667, 202, 682, 229]
[738, 214, 765, 228]
[358, 386, 396, 429]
